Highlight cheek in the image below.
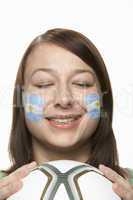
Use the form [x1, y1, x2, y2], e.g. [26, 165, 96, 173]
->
[83, 93, 101, 119]
[23, 93, 46, 122]
[78, 111, 100, 139]
[72, 86, 100, 103]
[84, 117, 100, 139]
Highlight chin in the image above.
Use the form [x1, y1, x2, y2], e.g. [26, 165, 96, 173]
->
[48, 139, 77, 149]
[45, 136, 86, 152]
[47, 143, 79, 153]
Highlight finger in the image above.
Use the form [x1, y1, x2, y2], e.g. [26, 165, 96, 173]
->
[112, 183, 133, 199]
[0, 180, 23, 200]
[12, 161, 37, 179]
[99, 165, 131, 191]
[99, 164, 124, 182]
[0, 161, 37, 188]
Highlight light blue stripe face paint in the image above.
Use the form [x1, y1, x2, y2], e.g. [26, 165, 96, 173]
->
[84, 93, 101, 119]
[22, 93, 46, 122]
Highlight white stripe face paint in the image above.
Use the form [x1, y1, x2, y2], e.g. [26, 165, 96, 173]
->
[83, 93, 101, 119]
[22, 92, 46, 122]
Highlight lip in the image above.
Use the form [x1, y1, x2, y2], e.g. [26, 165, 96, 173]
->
[45, 114, 82, 120]
[46, 116, 82, 129]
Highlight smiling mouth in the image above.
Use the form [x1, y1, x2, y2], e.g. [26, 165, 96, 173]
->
[45, 115, 82, 129]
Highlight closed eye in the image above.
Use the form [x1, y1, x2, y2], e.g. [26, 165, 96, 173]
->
[34, 82, 93, 89]
[73, 83, 93, 88]
[34, 83, 54, 88]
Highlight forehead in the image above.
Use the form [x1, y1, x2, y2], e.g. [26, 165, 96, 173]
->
[25, 43, 95, 78]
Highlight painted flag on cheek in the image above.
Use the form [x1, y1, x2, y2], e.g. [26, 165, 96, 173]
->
[22, 93, 46, 122]
[84, 93, 101, 119]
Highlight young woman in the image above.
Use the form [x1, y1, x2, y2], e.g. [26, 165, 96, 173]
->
[0, 28, 133, 199]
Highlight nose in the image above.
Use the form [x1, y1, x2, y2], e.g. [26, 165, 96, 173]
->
[54, 85, 74, 109]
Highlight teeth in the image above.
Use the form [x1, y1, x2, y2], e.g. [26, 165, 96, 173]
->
[51, 118, 76, 124]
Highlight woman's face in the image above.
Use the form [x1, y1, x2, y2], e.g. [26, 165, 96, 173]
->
[23, 43, 102, 151]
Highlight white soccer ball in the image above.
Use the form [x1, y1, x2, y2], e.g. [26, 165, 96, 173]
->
[7, 160, 121, 200]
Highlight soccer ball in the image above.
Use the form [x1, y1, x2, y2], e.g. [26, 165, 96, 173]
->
[7, 160, 121, 200]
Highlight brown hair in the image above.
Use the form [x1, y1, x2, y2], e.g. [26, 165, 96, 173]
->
[5, 28, 126, 177]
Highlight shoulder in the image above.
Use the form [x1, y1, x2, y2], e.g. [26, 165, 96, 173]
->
[0, 170, 7, 179]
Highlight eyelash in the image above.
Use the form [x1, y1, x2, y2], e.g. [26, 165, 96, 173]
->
[73, 83, 92, 88]
[34, 82, 92, 88]
[35, 83, 54, 88]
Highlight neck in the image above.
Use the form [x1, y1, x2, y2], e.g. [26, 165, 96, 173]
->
[32, 139, 90, 165]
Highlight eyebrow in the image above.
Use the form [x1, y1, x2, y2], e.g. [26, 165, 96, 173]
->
[31, 68, 95, 78]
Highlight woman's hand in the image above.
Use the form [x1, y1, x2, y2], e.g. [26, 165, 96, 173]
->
[0, 161, 37, 200]
[99, 164, 133, 200]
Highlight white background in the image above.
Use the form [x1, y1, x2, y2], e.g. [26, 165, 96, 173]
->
[0, 0, 133, 169]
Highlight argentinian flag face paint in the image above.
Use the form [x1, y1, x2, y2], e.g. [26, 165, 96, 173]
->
[22, 93, 46, 122]
[84, 93, 101, 119]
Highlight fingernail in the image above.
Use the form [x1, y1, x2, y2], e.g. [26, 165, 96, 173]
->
[27, 161, 37, 169]
[99, 164, 106, 169]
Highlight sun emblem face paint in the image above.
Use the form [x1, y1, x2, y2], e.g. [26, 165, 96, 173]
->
[22, 93, 46, 122]
[84, 93, 101, 119]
